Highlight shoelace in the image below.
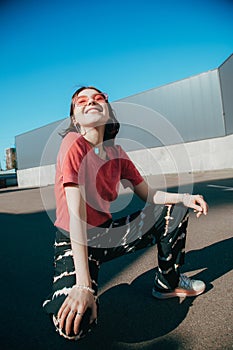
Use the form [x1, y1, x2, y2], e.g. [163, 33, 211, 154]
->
[179, 274, 193, 289]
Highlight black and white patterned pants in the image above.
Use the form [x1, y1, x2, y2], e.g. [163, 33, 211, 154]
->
[43, 203, 189, 339]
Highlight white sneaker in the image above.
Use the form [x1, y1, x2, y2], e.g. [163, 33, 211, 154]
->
[152, 273, 206, 299]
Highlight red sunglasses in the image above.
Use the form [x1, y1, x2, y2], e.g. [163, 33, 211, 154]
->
[73, 93, 108, 107]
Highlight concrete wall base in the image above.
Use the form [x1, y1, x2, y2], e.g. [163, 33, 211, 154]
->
[128, 134, 233, 176]
[17, 134, 233, 188]
[17, 164, 56, 188]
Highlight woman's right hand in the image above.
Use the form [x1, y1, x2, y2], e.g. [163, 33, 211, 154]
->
[57, 286, 97, 337]
[182, 193, 208, 217]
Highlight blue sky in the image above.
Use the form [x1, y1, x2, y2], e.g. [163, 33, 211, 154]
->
[0, 0, 233, 169]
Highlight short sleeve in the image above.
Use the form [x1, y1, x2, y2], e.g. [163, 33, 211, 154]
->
[57, 133, 85, 186]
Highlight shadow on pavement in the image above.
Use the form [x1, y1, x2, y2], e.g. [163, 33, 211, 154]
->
[0, 176, 232, 349]
[92, 236, 233, 349]
[1, 211, 232, 350]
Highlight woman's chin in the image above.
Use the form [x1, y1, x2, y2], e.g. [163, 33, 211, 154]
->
[82, 115, 109, 127]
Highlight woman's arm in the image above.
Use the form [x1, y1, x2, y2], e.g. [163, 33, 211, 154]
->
[134, 180, 208, 217]
[57, 184, 97, 336]
[65, 184, 91, 285]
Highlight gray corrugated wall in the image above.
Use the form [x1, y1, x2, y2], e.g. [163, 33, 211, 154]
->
[15, 118, 69, 170]
[117, 69, 225, 143]
[15, 55, 232, 170]
[219, 54, 233, 135]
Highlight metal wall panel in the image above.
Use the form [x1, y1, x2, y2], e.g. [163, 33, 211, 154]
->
[117, 69, 225, 147]
[16, 61, 231, 170]
[15, 118, 69, 170]
[219, 54, 233, 135]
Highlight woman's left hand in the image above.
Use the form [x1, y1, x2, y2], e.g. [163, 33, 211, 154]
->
[57, 286, 97, 337]
[182, 194, 208, 218]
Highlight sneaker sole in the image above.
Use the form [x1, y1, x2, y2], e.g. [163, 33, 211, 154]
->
[152, 286, 206, 299]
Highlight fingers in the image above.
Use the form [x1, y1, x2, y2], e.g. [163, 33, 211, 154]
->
[192, 194, 208, 217]
[73, 307, 85, 335]
[201, 198, 208, 216]
[183, 193, 208, 217]
[194, 209, 203, 218]
[66, 308, 84, 336]
[89, 301, 98, 325]
[56, 295, 97, 336]
[58, 304, 70, 331]
[57, 299, 68, 320]
[58, 304, 84, 336]
[56, 294, 82, 336]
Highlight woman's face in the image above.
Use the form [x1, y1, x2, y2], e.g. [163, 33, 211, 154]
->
[73, 88, 110, 129]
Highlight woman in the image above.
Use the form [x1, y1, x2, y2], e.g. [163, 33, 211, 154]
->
[43, 86, 208, 340]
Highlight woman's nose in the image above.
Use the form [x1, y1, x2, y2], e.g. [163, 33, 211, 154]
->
[87, 98, 96, 105]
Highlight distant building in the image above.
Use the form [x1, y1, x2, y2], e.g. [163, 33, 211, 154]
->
[5, 148, 17, 170]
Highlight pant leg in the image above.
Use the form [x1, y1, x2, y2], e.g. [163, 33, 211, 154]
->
[43, 204, 188, 339]
[89, 204, 189, 289]
[42, 231, 101, 340]
[153, 204, 189, 289]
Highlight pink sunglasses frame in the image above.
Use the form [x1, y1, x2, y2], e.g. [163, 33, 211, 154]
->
[73, 93, 108, 107]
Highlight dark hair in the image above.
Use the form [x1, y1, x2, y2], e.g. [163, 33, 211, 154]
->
[61, 86, 120, 146]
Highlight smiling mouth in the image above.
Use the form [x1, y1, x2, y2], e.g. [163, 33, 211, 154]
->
[86, 107, 102, 113]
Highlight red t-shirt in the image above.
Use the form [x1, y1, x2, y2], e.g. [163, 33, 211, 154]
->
[54, 132, 143, 231]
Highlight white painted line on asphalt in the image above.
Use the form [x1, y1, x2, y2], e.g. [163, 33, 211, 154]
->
[207, 184, 233, 191]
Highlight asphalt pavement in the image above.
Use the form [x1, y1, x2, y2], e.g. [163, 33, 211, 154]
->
[0, 169, 232, 350]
